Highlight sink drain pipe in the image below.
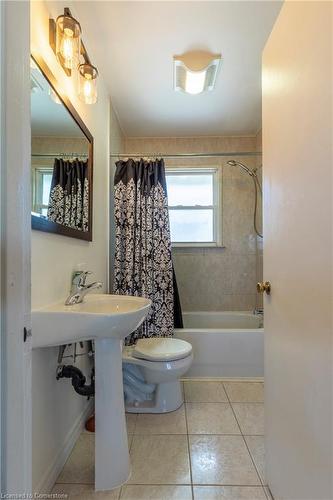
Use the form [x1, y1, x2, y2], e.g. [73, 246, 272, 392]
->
[56, 365, 95, 397]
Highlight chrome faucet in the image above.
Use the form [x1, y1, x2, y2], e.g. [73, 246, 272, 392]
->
[65, 271, 103, 306]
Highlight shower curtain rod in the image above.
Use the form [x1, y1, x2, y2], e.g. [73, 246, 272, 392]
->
[31, 153, 88, 158]
[110, 151, 261, 159]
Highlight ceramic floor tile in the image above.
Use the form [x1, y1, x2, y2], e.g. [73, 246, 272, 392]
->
[52, 483, 120, 499]
[135, 405, 186, 434]
[126, 414, 137, 435]
[245, 436, 266, 484]
[186, 403, 240, 435]
[184, 381, 228, 402]
[129, 435, 191, 484]
[120, 485, 192, 499]
[232, 404, 264, 435]
[193, 486, 266, 499]
[57, 433, 94, 484]
[127, 433, 134, 450]
[264, 486, 274, 500]
[189, 435, 260, 486]
[224, 382, 264, 403]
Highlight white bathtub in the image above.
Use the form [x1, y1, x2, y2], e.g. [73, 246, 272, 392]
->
[175, 311, 264, 378]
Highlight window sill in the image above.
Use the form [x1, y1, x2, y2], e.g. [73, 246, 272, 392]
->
[171, 242, 225, 249]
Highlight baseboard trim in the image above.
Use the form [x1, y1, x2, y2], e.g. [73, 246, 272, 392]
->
[34, 400, 94, 494]
[181, 376, 264, 382]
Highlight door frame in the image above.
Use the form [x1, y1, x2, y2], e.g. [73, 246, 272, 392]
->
[0, 1, 32, 493]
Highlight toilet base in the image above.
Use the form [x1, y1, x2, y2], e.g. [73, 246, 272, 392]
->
[125, 380, 183, 413]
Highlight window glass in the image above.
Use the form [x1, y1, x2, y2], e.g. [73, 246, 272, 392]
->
[166, 169, 219, 245]
[167, 173, 213, 206]
[169, 209, 214, 242]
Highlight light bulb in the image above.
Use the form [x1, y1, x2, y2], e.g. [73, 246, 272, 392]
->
[62, 37, 74, 69]
[83, 77, 92, 98]
[56, 13, 81, 72]
[185, 70, 206, 95]
[78, 63, 98, 104]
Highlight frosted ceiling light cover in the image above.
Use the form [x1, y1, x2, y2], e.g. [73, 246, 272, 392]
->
[174, 51, 221, 95]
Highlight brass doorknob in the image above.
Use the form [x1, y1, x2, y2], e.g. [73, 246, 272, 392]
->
[257, 281, 271, 295]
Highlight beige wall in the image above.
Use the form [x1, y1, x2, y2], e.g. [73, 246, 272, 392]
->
[30, 1, 123, 492]
[123, 136, 262, 311]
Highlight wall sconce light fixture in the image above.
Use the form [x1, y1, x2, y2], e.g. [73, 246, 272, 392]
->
[50, 7, 99, 104]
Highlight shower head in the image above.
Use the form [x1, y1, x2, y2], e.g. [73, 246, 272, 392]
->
[226, 159, 263, 238]
[227, 160, 254, 176]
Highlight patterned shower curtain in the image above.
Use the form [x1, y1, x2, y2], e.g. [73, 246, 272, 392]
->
[113, 158, 183, 345]
[47, 158, 89, 231]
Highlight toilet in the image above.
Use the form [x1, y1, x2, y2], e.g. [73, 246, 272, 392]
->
[122, 337, 193, 413]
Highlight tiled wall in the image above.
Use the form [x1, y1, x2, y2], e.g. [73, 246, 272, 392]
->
[124, 135, 263, 312]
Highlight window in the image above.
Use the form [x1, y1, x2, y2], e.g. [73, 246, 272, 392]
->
[166, 168, 221, 246]
[32, 167, 53, 217]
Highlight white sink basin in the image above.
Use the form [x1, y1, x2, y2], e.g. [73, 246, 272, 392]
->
[32, 294, 151, 348]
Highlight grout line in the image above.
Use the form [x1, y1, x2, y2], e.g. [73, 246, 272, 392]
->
[54, 481, 267, 487]
[223, 382, 263, 487]
[54, 481, 95, 485]
[181, 377, 264, 383]
[130, 432, 255, 436]
[118, 484, 122, 500]
[222, 382, 244, 436]
[183, 389, 195, 500]
[243, 436, 265, 488]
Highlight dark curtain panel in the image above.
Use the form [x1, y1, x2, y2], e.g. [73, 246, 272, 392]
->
[113, 158, 183, 345]
[47, 158, 89, 231]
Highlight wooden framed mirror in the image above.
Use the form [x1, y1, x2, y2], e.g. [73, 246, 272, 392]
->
[31, 54, 93, 241]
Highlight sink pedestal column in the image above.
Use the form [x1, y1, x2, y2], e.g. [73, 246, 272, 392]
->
[95, 338, 130, 491]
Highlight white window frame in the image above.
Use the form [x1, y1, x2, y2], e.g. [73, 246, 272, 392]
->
[31, 166, 53, 215]
[166, 166, 223, 248]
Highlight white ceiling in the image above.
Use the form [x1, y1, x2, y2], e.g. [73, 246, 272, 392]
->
[72, 1, 283, 137]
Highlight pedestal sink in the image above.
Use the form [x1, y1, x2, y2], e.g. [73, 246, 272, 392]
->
[32, 294, 151, 491]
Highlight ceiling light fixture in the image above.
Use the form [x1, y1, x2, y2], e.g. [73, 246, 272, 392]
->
[174, 51, 221, 95]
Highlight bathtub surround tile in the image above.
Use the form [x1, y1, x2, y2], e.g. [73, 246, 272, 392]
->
[186, 403, 240, 435]
[224, 382, 264, 403]
[52, 483, 120, 499]
[231, 254, 257, 295]
[193, 486, 266, 499]
[57, 433, 95, 484]
[129, 435, 191, 484]
[244, 436, 266, 484]
[120, 485, 192, 499]
[135, 405, 187, 435]
[189, 435, 260, 485]
[184, 381, 228, 402]
[232, 403, 265, 435]
[222, 294, 257, 312]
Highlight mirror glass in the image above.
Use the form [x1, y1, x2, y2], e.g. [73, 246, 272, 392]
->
[31, 56, 93, 240]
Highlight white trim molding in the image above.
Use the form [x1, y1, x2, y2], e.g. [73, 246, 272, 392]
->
[1, 1, 32, 494]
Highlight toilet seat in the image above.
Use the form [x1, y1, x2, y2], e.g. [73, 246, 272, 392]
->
[132, 337, 192, 362]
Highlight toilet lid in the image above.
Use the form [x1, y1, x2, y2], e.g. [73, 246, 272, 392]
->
[132, 338, 192, 362]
